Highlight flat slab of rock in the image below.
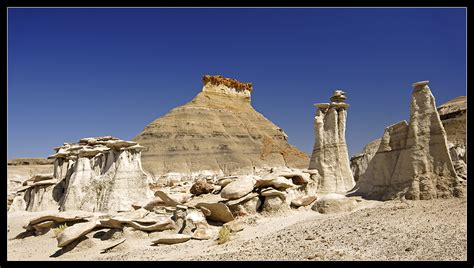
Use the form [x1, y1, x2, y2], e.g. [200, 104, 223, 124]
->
[151, 234, 191, 245]
[112, 208, 149, 222]
[195, 202, 234, 223]
[261, 188, 286, 199]
[225, 192, 259, 206]
[312, 196, 357, 214]
[57, 220, 100, 247]
[26, 211, 94, 230]
[220, 175, 257, 200]
[278, 172, 309, 185]
[127, 217, 176, 232]
[256, 176, 295, 190]
[154, 191, 190, 207]
[291, 195, 317, 207]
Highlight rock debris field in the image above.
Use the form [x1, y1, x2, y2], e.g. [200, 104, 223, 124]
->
[7, 197, 466, 261]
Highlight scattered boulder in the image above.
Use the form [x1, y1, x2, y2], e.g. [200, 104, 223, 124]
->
[312, 194, 357, 214]
[220, 175, 257, 200]
[262, 195, 288, 213]
[190, 178, 214, 196]
[195, 202, 234, 223]
[226, 193, 261, 216]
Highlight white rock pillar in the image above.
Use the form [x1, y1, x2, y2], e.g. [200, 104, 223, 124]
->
[309, 90, 355, 194]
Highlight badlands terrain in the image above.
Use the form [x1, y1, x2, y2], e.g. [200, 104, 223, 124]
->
[7, 76, 467, 261]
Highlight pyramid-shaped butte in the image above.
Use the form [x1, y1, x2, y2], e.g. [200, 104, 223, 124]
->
[134, 75, 309, 177]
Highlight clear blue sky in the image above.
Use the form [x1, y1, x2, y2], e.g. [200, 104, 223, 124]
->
[8, 8, 466, 160]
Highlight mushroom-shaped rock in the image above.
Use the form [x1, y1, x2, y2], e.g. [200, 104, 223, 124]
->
[220, 175, 257, 200]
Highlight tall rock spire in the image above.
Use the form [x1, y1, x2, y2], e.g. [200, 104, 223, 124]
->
[309, 90, 355, 194]
[355, 81, 462, 200]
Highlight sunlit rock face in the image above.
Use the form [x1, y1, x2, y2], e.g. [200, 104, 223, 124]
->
[354, 81, 462, 200]
[19, 136, 153, 213]
[437, 96, 467, 180]
[133, 75, 309, 180]
[308, 90, 355, 194]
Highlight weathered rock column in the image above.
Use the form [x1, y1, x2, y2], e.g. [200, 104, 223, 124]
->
[354, 81, 463, 200]
[309, 90, 355, 193]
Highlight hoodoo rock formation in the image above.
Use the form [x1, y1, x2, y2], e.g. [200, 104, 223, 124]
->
[351, 95, 467, 183]
[14, 136, 154, 212]
[308, 90, 355, 194]
[133, 75, 309, 179]
[354, 81, 462, 200]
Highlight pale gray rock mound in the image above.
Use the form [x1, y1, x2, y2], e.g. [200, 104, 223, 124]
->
[350, 138, 381, 182]
[309, 90, 355, 194]
[133, 75, 309, 179]
[354, 81, 461, 200]
[312, 194, 358, 214]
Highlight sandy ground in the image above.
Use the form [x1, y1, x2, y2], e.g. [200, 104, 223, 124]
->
[7, 197, 466, 261]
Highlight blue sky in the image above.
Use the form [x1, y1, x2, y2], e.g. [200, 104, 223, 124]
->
[8, 8, 466, 160]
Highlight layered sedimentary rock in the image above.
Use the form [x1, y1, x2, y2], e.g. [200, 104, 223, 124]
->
[350, 138, 381, 182]
[351, 95, 467, 182]
[16, 136, 154, 212]
[7, 158, 54, 209]
[355, 81, 461, 200]
[133, 75, 309, 179]
[308, 90, 355, 194]
[437, 96, 467, 180]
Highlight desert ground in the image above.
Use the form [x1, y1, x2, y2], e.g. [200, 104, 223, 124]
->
[7, 197, 466, 261]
